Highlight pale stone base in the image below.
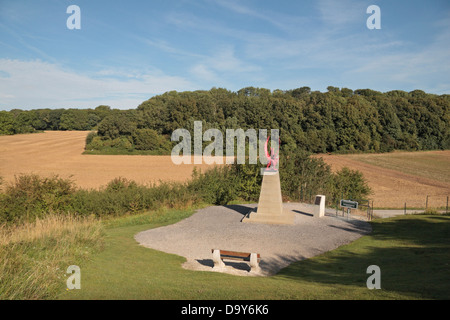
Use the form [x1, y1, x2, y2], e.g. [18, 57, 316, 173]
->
[242, 171, 295, 225]
[242, 208, 295, 225]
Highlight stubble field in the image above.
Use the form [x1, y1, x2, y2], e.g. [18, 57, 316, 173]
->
[0, 131, 448, 209]
[317, 151, 449, 209]
[0, 131, 214, 190]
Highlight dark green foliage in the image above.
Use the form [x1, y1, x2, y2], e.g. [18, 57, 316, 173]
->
[328, 167, 372, 202]
[131, 87, 449, 154]
[97, 112, 136, 140]
[279, 150, 332, 201]
[0, 174, 76, 223]
[132, 128, 171, 152]
[0, 111, 16, 135]
[85, 131, 97, 146]
[0, 106, 113, 134]
[1, 88, 448, 154]
[188, 166, 238, 206]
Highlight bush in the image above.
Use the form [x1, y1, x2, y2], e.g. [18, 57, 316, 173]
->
[187, 166, 238, 205]
[0, 175, 77, 223]
[85, 131, 97, 146]
[97, 113, 136, 140]
[232, 163, 262, 201]
[85, 135, 105, 150]
[110, 136, 133, 150]
[132, 128, 170, 151]
[279, 150, 332, 201]
[329, 167, 372, 202]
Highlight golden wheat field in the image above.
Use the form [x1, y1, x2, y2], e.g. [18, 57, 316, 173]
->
[0, 131, 448, 208]
[316, 151, 450, 209]
[0, 131, 216, 190]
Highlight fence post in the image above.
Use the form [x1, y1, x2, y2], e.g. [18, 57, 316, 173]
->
[336, 199, 338, 216]
[370, 200, 373, 220]
[446, 196, 448, 214]
[404, 202, 406, 215]
[426, 195, 429, 210]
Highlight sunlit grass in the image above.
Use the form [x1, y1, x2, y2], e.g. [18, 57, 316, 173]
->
[60, 212, 450, 300]
[0, 214, 104, 299]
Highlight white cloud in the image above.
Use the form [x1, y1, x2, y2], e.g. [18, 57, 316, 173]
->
[0, 59, 196, 110]
[210, 0, 299, 32]
[190, 64, 219, 83]
[189, 46, 261, 85]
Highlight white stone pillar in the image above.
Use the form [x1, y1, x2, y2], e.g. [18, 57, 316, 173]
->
[313, 195, 326, 217]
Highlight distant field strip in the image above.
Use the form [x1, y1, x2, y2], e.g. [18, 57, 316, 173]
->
[0, 132, 448, 208]
[347, 151, 450, 184]
[0, 131, 216, 190]
[318, 151, 450, 209]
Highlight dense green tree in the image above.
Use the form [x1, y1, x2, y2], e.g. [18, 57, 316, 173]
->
[132, 128, 170, 151]
[1, 86, 448, 155]
[0, 111, 16, 135]
[97, 112, 136, 140]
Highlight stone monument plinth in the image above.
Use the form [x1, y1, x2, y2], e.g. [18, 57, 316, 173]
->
[242, 170, 295, 225]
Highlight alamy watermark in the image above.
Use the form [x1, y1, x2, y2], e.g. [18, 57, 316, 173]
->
[170, 121, 280, 175]
[366, 265, 381, 289]
[367, 5, 381, 30]
[66, 5, 81, 30]
[66, 265, 81, 290]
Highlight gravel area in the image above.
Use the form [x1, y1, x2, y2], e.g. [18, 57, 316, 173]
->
[135, 203, 372, 276]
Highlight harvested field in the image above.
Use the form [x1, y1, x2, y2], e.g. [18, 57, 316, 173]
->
[0, 131, 216, 190]
[316, 151, 450, 209]
[0, 131, 448, 209]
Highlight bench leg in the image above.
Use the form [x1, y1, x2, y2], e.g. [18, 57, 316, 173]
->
[249, 253, 260, 273]
[212, 249, 225, 270]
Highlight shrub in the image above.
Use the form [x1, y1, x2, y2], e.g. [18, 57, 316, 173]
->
[85, 135, 105, 150]
[132, 128, 170, 151]
[279, 150, 332, 201]
[232, 163, 261, 201]
[328, 167, 372, 203]
[105, 177, 138, 192]
[0, 175, 77, 223]
[85, 131, 97, 146]
[110, 136, 133, 150]
[187, 166, 238, 205]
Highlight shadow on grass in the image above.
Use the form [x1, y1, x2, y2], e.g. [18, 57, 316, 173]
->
[274, 215, 450, 299]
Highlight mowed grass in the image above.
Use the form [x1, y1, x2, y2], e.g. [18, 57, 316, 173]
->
[59, 210, 450, 300]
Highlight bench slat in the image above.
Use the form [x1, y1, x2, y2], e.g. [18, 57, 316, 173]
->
[211, 249, 261, 260]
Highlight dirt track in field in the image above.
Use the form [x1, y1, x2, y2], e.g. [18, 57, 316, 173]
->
[0, 131, 216, 190]
[0, 131, 448, 208]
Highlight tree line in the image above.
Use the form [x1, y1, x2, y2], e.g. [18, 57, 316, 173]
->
[1, 86, 449, 154]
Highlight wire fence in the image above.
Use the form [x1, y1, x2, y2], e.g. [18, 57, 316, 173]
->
[321, 195, 448, 221]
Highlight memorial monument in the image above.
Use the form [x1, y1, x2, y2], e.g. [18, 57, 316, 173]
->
[242, 137, 295, 225]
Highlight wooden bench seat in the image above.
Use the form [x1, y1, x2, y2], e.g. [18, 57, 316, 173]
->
[211, 249, 261, 272]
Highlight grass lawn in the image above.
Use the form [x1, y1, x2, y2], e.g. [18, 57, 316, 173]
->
[59, 210, 450, 300]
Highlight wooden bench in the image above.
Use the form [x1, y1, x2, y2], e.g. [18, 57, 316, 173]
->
[211, 249, 261, 272]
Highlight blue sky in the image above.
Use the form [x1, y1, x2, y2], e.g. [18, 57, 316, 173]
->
[0, 0, 449, 110]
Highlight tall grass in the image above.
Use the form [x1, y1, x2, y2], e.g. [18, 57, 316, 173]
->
[0, 214, 103, 300]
